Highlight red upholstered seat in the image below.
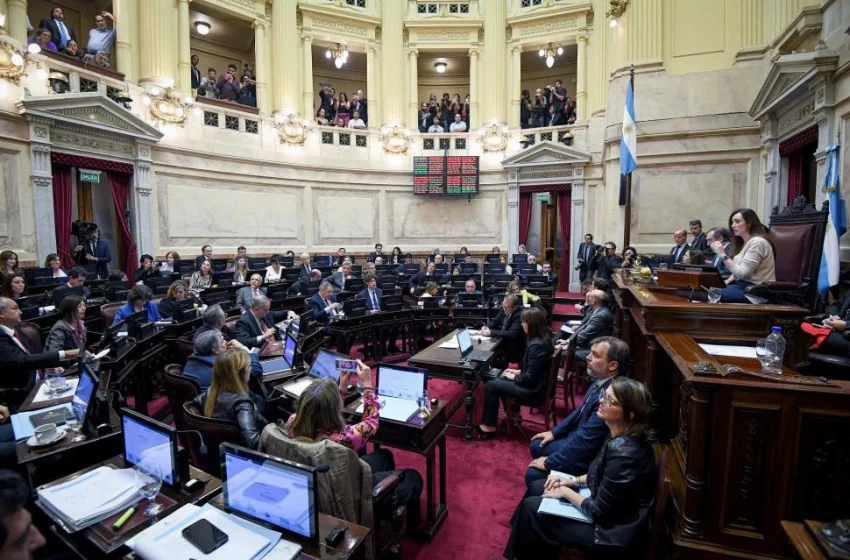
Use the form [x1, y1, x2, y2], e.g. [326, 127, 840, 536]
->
[770, 223, 816, 286]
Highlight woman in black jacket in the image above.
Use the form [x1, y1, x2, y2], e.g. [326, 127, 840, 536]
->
[194, 348, 268, 449]
[476, 307, 553, 438]
[46, 295, 87, 352]
[504, 376, 657, 559]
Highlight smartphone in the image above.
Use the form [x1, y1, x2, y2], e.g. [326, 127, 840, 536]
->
[182, 519, 229, 554]
[335, 358, 358, 374]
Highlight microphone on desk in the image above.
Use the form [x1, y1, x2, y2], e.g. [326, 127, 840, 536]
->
[176, 429, 208, 455]
[687, 284, 696, 302]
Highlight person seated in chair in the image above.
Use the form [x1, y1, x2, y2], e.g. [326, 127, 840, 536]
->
[815, 289, 850, 358]
[541, 261, 558, 287]
[556, 290, 613, 360]
[288, 269, 322, 297]
[113, 285, 161, 324]
[525, 337, 630, 490]
[280, 361, 423, 529]
[46, 295, 87, 352]
[184, 330, 261, 390]
[193, 348, 268, 449]
[133, 254, 160, 285]
[482, 294, 527, 365]
[158, 280, 200, 319]
[477, 308, 553, 438]
[193, 304, 230, 342]
[504, 377, 656, 559]
[506, 279, 540, 308]
[711, 209, 775, 303]
[236, 273, 266, 313]
[409, 262, 438, 294]
[454, 279, 484, 307]
[235, 295, 296, 349]
[308, 281, 342, 330]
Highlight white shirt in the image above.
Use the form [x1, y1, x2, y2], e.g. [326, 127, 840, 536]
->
[449, 121, 467, 132]
[0, 324, 66, 359]
[428, 124, 444, 133]
[347, 119, 366, 129]
[265, 265, 282, 282]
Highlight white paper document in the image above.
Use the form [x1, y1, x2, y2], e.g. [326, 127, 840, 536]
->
[37, 467, 141, 528]
[538, 488, 592, 523]
[32, 378, 79, 404]
[280, 377, 314, 397]
[91, 348, 111, 360]
[438, 339, 459, 349]
[699, 343, 758, 359]
[356, 396, 419, 423]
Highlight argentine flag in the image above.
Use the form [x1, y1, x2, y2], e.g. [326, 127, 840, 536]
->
[620, 78, 637, 176]
[818, 143, 846, 296]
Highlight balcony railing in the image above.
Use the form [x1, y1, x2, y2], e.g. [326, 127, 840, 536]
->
[518, 124, 582, 148]
[39, 50, 126, 97]
[196, 97, 260, 134]
[316, 125, 369, 148]
[420, 132, 469, 152]
[409, 0, 479, 19]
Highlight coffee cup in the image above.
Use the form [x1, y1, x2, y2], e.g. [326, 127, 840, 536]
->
[34, 423, 58, 443]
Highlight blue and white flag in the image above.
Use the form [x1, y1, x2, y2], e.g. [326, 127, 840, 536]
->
[818, 143, 846, 296]
[619, 78, 637, 176]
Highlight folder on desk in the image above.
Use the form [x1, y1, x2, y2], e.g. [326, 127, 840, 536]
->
[12, 404, 69, 440]
[537, 488, 592, 523]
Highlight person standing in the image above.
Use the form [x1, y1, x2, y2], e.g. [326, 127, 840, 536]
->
[73, 228, 112, 279]
[85, 11, 116, 58]
[39, 6, 76, 52]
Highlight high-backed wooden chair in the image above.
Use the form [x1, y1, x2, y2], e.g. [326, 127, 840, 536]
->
[162, 365, 199, 431]
[17, 322, 44, 353]
[182, 401, 242, 477]
[99, 302, 123, 329]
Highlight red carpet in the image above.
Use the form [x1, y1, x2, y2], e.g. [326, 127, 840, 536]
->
[555, 291, 584, 299]
[552, 303, 583, 317]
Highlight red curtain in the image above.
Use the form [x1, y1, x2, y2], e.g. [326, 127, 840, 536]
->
[557, 191, 571, 292]
[787, 152, 806, 205]
[52, 166, 74, 267]
[51, 153, 134, 174]
[519, 193, 532, 246]
[107, 173, 137, 278]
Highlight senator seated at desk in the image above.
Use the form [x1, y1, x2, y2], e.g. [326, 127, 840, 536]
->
[133, 254, 161, 285]
[454, 279, 484, 307]
[45, 295, 87, 352]
[235, 273, 266, 313]
[188, 259, 213, 296]
[409, 262, 440, 294]
[234, 295, 295, 349]
[327, 262, 353, 294]
[482, 294, 526, 365]
[193, 303, 230, 342]
[113, 285, 161, 324]
[184, 330, 263, 390]
[557, 290, 613, 360]
[0, 274, 36, 310]
[288, 269, 322, 297]
[53, 267, 91, 300]
[157, 280, 199, 319]
[684, 226, 732, 278]
[670, 228, 690, 264]
[309, 281, 342, 329]
[711, 208, 776, 303]
[506, 280, 540, 308]
[193, 348, 268, 449]
[265, 256, 284, 283]
[504, 377, 656, 560]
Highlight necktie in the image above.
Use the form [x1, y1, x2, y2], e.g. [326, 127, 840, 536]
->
[253, 288, 259, 298]
[371, 290, 379, 310]
[12, 331, 29, 354]
[57, 21, 70, 46]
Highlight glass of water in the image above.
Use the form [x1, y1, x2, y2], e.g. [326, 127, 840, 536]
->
[417, 390, 430, 419]
[63, 408, 85, 442]
[755, 339, 772, 372]
[707, 288, 722, 304]
[658, 263, 668, 271]
[134, 460, 164, 516]
[45, 371, 66, 395]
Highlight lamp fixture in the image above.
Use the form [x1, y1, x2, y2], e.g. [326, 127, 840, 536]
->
[538, 44, 564, 69]
[325, 43, 349, 69]
[434, 61, 447, 74]
[606, 0, 629, 28]
[0, 13, 43, 85]
[194, 21, 211, 36]
[142, 85, 195, 125]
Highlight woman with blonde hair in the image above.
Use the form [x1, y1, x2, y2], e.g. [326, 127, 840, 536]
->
[507, 279, 540, 307]
[231, 256, 249, 284]
[193, 348, 267, 449]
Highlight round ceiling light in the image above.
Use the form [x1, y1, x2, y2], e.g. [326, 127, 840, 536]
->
[435, 62, 447, 74]
[195, 21, 211, 35]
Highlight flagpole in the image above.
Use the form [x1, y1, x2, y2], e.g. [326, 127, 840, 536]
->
[623, 65, 635, 249]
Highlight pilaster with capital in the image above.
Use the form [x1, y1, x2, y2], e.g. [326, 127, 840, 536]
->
[272, 0, 299, 113]
[576, 34, 588, 121]
[482, 0, 507, 123]
[6, 0, 27, 43]
[133, 143, 155, 258]
[252, 20, 270, 112]
[569, 179, 585, 292]
[138, 0, 178, 86]
[381, 0, 405, 125]
[177, 0, 192, 95]
[760, 118, 781, 216]
[508, 173, 519, 254]
[366, 44, 380, 126]
[302, 32, 314, 118]
[811, 75, 836, 202]
[30, 122, 56, 262]
[623, 0, 663, 71]
[113, 0, 139, 80]
[469, 47, 480, 128]
[508, 46, 521, 127]
[408, 49, 419, 127]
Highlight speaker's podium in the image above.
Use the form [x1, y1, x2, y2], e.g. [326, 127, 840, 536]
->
[657, 267, 725, 289]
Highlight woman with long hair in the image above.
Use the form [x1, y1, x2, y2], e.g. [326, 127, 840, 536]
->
[46, 295, 87, 352]
[337, 92, 351, 126]
[44, 254, 68, 279]
[189, 259, 213, 296]
[157, 280, 195, 319]
[159, 251, 180, 274]
[0, 251, 19, 277]
[0, 273, 27, 302]
[504, 377, 657, 559]
[507, 279, 540, 307]
[477, 308, 553, 438]
[194, 348, 267, 449]
[231, 256, 249, 284]
[711, 208, 776, 303]
[391, 246, 403, 265]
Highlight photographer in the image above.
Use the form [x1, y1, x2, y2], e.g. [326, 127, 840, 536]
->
[134, 254, 161, 285]
[531, 88, 547, 128]
[546, 79, 567, 114]
[72, 224, 112, 279]
[217, 68, 241, 102]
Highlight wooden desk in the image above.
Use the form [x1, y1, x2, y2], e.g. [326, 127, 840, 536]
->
[656, 332, 850, 559]
[782, 520, 850, 560]
[408, 329, 500, 440]
[36, 456, 221, 559]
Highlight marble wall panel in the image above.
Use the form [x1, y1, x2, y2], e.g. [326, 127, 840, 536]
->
[0, 155, 10, 238]
[313, 191, 378, 245]
[388, 193, 503, 244]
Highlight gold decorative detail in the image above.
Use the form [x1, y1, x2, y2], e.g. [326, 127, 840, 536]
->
[417, 31, 470, 43]
[478, 123, 510, 153]
[380, 126, 412, 154]
[0, 21, 42, 85]
[605, 0, 629, 18]
[143, 86, 194, 126]
[517, 18, 577, 38]
[311, 18, 369, 38]
[275, 112, 311, 145]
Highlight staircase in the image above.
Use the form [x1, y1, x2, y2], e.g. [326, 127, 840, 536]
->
[551, 291, 585, 332]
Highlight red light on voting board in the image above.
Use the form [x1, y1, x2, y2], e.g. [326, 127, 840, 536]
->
[413, 156, 479, 195]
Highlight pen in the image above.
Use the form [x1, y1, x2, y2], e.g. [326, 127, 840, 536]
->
[112, 506, 136, 531]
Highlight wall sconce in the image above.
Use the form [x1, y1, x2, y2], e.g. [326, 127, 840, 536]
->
[114, 90, 133, 110]
[48, 71, 69, 94]
[478, 123, 510, 152]
[142, 86, 195, 125]
[606, 0, 629, 27]
[380, 125, 412, 154]
[194, 21, 211, 36]
[275, 111, 311, 145]
[0, 14, 42, 85]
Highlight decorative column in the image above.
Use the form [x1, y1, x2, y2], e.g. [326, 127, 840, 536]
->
[508, 46, 521, 127]
[6, 0, 27, 43]
[252, 20, 270, 112]
[624, 0, 663, 71]
[482, 0, 507, 123]
[576, 34, 588, 121]
[682, 387, 711, 538]
[569, 180, 585, 292]
[271, 0, 299, 113]
[737, 0, 764, 61]
[29, 122, 55, 262]
[113, 0, 139, 81]
[381, 0, 405, 125]
[408, 48, 419, 128]
[508, 172, 519, 254]
[138, 0, 178, 86]
[302, 32, 314, 118]
[760, 119, 781, 218]
[366, 43, 378, 126]
[133, 143, 155, 259]
[811, 74, 837, 200]
[177, 0, 192, 95]
[469, 47, 480, 128]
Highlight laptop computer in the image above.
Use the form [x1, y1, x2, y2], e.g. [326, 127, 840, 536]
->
[29, 366, 97, 428]
[220, 443, 318, 546]
[355, 364, 427, 423]
[457, 328, 493, 362]
[278, 348, 356, 399]
[259, 333, 298, 379]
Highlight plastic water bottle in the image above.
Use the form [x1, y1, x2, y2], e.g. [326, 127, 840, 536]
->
[766, 326, 785, 374]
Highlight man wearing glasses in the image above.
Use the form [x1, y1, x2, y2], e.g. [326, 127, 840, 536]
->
[523, 336, 631, 493]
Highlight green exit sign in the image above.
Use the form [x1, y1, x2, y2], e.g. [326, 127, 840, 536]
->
[536, 192, 550, 203]
[80, 169, 101, 183]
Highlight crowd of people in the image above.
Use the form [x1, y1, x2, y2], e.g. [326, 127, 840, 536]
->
[520, 80, 577, 128]
[314, 86, 369, 128]
[191, 58, 257, 107]
[418, 93, 471, 133]
[29, 7, 116, 69]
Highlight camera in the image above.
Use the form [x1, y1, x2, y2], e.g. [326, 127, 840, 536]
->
[71, 220, 98, 241]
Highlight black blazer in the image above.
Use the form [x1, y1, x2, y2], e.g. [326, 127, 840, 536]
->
[578, 243, 600, 265]
[73, 239, 112, 278]
[297, 264, 313, 280]
[191, 65, 202, 89]
[45, 321, 82, 352]
[308, 293, 338, 327]
[234, 310, 285, 349]
[670, 244, 690, 264]
[580, 435, 657, 548]
[690, 232, 708, 254]
[514, 337, 554, 395]
[38, 18, 76, 50]
[134, 267, 160, 284]
[487, 309, 526, 363]
[0, 328, 63, 408]
[575, 307, 614, 349]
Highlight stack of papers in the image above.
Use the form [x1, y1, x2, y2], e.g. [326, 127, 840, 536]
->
[537, 487, 592, 522]
[37, 466, 142, 531]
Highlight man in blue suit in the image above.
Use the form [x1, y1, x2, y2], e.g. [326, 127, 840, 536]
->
[524, 336, 631, 493]
[308, 281, 341, 330]
[73, 227, 112, 279]
[359, 273, 383, 313]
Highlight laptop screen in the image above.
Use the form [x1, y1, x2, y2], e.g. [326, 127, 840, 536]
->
[222, 446, 318, 540]
[377, 365, 426, 401]
[70, 369, 96, 424]
[261, 333, 298, 375]
[456, 329, 473, 356]
[309, 348, 341, 382]
[122, 412, 177, 485]
[283, 333, 297, 366]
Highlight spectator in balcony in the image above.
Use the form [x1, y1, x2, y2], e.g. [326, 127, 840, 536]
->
[547, 79, 567, 113]
[564, 97, 577, 124]
[200, 68, 219, 99]
[336, 92, 351, 127]
[85, 11, 116, 58]
[218, 70, 241, 102]
[239, 69, 257, 107]
[65, 39, 82, 59]
[348, 110, 366, 130]
[190, 54, 201, 90]
[319, 86, 337, 122]
[334, 117, 346, 128]
[352, 89, 368, 125]
[39, 7, 76, 52]
[316, 108, 330, 126]
[532, 88, 547, 127]
[439, 97, 453, 130]
[87, 50, 110, 69]
[546, 105, 565, 127]
[29, 28, 57, 52]
[450, 94, 462, 114]
[463, 94, 471, 126]
[520, 90, 532, 129]
[428, 116, 444, 134]
[449, 113, 467, 133]
[419, 103, 431, 133]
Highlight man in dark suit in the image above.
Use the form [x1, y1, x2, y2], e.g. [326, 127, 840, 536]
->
[297, 252, 313, 280]
[308, 281, 342, 330]
[569, 290, 614, 360]
[408, 262, 438, 294]
[694, 227, 733, 278]
[190, 55, 202, 90]
[454, 279, 484, 307]
[597, 243, 622, 282]
[288, 269, 322, 296]
[54, 267, 91, 301]
[359, 273, 383, 313]
[73, 228, 112, 279]
[183, 330, 261, 390]
[481, 295, 526, 365]
[326, 263, 352, 294]
[367, 243, 384, 263]
[193, 304, 230, 342]
[39, 6, 76, 52]
[576, 234, 598, 281]
[194, 245, 213, 271]
[0, 297, 79, 410]
[525, 336, 630, 491]
[670, 229, 690, 264]
[689, 219, 708, 254]
[235, 273, 266, 312]
[234, 295, 295, 349]
[352, 90, 368, 125]
[541, 261, 558, 287]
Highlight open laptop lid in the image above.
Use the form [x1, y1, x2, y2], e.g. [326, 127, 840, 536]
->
[375, 363, 427, 401]
[260, 333, 298, 376]
[220, 443, 319, 543]
[308, 347, 351, 383]
[456, 328, 473, 358]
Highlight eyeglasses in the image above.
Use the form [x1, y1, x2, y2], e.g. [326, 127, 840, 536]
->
[600, 394, 621, 407]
